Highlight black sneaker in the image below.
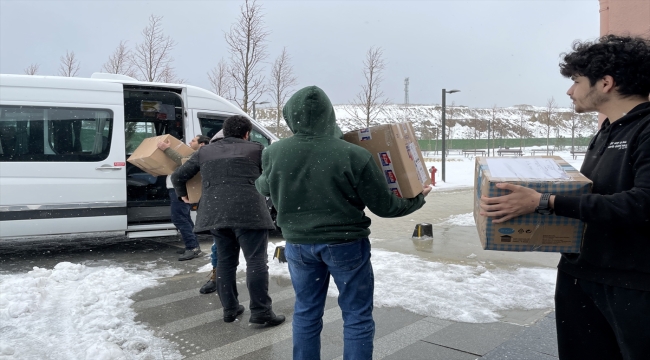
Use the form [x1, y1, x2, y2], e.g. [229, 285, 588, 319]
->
[249, 310, 285, 327]
[223, 305, 245, 323]
[199, 268, 217, 294]
[175, 249, 185, 254]
[178, 248, 202, 261]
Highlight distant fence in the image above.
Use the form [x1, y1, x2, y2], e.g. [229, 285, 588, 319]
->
[417, 137, 592, 151]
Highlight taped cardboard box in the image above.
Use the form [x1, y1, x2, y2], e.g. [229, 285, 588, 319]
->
[343, 122, 431, 198]
[473, 156, 592, 253]
[127, 134, 195, 176]
[180, 157, 202, 204]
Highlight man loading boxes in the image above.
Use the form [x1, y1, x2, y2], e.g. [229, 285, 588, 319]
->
[127, 133, 209, 261]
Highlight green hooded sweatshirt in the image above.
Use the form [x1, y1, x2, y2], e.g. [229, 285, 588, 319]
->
[255, 86, 426, 244]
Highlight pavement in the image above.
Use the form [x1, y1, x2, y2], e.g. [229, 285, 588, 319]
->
[0, 188, 561, 359]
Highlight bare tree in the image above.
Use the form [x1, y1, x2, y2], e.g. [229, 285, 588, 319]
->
[345, 46, 390, 128]
[543, 97, 558, 154]
[131, 14, 179, 83]
[58, 50, 80, 77]
[515, 105, 532, 149]
[208, 58, 232, 98]
[268, 47, 298, 136]
[102, 40, 136, 77]
[24, 63, 39, 75]
[225, 0, 269, 113]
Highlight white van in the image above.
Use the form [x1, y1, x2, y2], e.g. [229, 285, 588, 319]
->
[0, 73, 277, 240]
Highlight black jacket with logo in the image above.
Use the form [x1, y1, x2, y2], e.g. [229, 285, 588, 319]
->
[171, 137, 275, 233]
[554, 102, 650, 290]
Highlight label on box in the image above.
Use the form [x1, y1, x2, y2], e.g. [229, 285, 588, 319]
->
[486, 158, 569, 179]
[405, 142, 428, 186]
[358, 128, 372, 141]
[377, 151, 403, 197]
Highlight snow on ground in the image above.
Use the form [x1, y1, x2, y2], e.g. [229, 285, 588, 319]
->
[0, 262, 181, 360]
[442, 212, 475, 227]
[200, 241, 556, 324]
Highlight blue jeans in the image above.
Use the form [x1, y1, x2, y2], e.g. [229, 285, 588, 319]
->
[285, 238, 374, 360]
[169, 189, 199, 250]
[210, 239, 218, 268]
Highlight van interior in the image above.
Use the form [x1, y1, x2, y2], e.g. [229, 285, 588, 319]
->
[124, 87, 184, 224]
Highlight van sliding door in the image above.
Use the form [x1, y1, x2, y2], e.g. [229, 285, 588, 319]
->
[123, 88, 185, 224]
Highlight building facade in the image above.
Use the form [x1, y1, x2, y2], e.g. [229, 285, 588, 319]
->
[599, 0, 650, 38]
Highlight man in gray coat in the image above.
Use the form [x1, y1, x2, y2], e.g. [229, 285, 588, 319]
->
[172, 115, 285, 325]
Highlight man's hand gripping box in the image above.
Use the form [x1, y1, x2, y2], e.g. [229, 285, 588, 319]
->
[473, 156, 592, 253]
[127, 134, 194, 176]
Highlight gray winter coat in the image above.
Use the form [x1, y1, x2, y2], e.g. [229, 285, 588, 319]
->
[171, 137, 275, 233]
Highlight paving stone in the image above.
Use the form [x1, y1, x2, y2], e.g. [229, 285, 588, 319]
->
[383, 340, 478, 360]
[480, 345, 558, 360]
[481, 317, 558, 359]
[422, 321, 524, 356]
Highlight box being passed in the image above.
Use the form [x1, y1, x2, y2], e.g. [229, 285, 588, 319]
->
[127, 134, 195, 176]
[343, 122, 430, 198]
[473, 156, 592, 253]
[180, 157, 202, 204]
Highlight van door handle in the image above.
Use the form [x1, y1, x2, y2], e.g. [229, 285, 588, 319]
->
[95, 165, 123, 170]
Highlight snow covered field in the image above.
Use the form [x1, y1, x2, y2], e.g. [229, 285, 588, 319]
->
[0, 150, 585, 359]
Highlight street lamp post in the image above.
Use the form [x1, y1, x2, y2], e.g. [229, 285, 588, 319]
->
[252, 101, 270, 121]
[441, 89, 460, 182]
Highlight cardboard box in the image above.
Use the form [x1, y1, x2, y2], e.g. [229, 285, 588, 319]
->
[343, 122, 431, 198]
[181, 157, 202, 204]
[473, 156, 592, 253]
[127, 134, 195, 176]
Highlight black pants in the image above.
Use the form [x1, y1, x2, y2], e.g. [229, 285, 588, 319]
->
[211, 228, 272, 316]
[555, 270, 650, 360]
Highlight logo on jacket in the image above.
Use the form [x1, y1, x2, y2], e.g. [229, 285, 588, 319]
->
[607, 141, 627, 150]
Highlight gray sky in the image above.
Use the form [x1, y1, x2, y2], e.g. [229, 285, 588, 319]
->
[0, 0, 599, 108]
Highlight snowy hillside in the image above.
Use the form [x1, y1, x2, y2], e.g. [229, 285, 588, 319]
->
[253, 104, 599, 140]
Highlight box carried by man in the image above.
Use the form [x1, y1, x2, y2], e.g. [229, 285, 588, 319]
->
[343, 122, 431, 198]
[127, 134, 194, 176]
[181, 157, 202, 204]
[473, 156, 592, 253]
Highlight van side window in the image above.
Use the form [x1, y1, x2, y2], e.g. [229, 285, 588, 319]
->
[0, 105, 113, 162]
[198, 114, 226, 139]
[250, 130, 270, 147]
[198, 113, 270, 147]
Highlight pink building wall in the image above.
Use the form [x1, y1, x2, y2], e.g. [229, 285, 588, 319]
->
[598, 0, 650, 123]
[599, 0, 650, 38]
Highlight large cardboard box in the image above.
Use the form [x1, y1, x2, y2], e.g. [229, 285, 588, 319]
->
[473, 156, 592, 253]
[127, 135, 195, 176]
[180, 157, 202, 204]
[343, 122, 431, 198]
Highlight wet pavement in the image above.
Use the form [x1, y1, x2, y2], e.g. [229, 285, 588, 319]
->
[0, 188, 560, 359]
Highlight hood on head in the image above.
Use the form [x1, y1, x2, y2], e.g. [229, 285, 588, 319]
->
[210, 129, 224, 143]
[283, 86, 343, 138]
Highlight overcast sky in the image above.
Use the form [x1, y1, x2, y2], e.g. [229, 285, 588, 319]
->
[0, 0, 599, 108]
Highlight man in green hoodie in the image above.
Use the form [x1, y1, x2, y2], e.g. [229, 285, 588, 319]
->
[256, 86, 431, 360]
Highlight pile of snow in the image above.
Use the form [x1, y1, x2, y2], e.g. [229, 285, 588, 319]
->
[441, 212, 476, 227]
[0, 262, 181, 360]
[201, 241, 556, 324]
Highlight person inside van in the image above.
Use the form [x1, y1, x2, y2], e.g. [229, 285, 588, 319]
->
[157, 135, 210, 261]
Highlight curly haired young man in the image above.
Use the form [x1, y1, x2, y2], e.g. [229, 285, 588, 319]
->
[480, 35, 650, 360]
